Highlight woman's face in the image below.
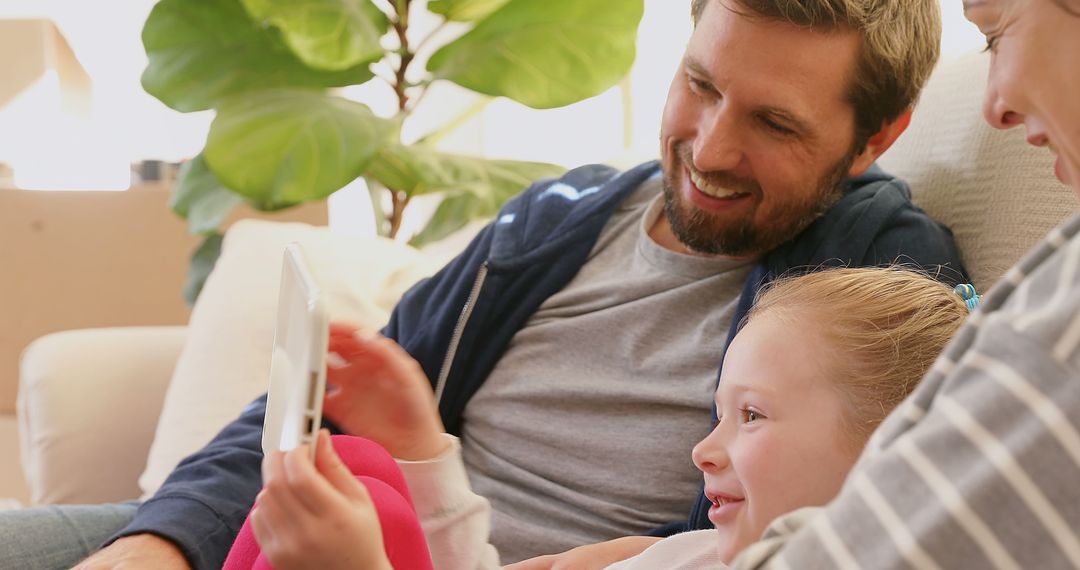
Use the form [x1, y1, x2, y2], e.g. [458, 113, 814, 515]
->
[965, 0, 1080, 192]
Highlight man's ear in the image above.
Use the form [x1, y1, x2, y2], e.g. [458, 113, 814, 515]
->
[847, 108, 913, 176]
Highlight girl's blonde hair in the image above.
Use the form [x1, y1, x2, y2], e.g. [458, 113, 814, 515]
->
[748, 267, 967, 444]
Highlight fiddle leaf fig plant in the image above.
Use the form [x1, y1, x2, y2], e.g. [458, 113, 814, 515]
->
[142, 0, 644, 302]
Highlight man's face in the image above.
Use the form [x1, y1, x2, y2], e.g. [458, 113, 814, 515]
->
[659, 1, 865, 256]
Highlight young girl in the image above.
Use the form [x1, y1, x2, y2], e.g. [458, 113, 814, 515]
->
[224, 267, 970, 569]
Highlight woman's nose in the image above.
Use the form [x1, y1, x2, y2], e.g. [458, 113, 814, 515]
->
[982, 78, 1024, 131]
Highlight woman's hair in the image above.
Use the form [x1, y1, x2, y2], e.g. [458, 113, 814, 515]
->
[748, 267, 967, 444]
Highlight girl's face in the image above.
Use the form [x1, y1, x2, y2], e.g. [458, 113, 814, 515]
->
[692, 310, 860, 562]
[965, 0, 1080, 192]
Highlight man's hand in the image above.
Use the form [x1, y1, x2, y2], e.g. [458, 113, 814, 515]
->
[503, 536, 663, 570]
[322, 323, 448, 461]
[250, 430, 392, 570]
[71, 534, 190, 570]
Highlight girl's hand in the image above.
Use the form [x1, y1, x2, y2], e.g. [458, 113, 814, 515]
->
[322, 322, 449, 461]
[251, 430, 392, 570]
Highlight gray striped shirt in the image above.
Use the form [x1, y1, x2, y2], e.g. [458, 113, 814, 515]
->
[732, 211, 1080, 569]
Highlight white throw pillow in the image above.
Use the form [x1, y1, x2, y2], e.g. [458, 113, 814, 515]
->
[138, 220, 439, 498]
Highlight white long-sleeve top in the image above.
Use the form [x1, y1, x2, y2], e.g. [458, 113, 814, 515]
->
[397, 436, 726, 569]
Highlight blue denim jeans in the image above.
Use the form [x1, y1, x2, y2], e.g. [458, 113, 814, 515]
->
[0, 501, 139, 570]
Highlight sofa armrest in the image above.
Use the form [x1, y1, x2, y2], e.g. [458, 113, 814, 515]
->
[18, 326, 187, 505]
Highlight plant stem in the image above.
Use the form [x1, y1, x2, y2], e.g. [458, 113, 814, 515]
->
[389, 190, 412, 238]
[413, 20, 449, 55]
[417, 97, 492, 146]
[392, 1, 414, 111]
[386, 0, 414, 239]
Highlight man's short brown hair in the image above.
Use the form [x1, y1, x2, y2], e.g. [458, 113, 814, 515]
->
[691, 0, 941, 149]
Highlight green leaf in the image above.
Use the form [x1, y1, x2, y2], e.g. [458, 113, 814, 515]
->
[241, 0, 389, 71]
[183, 232, 225, 305]
[409, 192, 487, 247]
[170, 154, 243, 235]
[205, 89, 394, 210]
[427, 0, 643, 108]
[141, 0, 375, 112]
[366, 144, 565, 200]
[364, 145, 564, 245]
[427, 0, 510, 22]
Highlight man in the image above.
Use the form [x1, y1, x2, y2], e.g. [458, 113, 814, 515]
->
[1, 0, 961, 568]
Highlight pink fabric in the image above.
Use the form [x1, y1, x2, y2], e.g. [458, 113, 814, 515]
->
[223, 435, 434, 570]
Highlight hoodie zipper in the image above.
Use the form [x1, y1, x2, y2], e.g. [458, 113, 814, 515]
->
[434, 262, 489, 404]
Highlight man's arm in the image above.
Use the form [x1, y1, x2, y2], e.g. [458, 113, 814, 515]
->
[99, 396, 269, 569]
[73, 534, 189, 570]
[730, 230, 1080, 568]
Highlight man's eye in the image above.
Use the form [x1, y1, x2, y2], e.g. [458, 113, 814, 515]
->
[761, 116, 796, 136]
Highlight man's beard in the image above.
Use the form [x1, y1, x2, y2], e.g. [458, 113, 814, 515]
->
[661, 144, 855, 256]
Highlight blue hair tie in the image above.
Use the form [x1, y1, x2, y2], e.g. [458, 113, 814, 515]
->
[954, 283, 981, 312]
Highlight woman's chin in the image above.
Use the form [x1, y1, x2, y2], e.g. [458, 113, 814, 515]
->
[1059, 157, 1080, 192]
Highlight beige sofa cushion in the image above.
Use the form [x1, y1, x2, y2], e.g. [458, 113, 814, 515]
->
[0, 414, 29, 506]
[878, 50, 1077, 292]
[19, 327, 186, 504]
[138, 221, 440, 497]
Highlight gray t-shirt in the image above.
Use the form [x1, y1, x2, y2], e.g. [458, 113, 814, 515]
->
[461, 176, 756, 561]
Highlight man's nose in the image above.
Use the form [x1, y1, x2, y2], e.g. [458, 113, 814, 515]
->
[693, 105, 744, 173]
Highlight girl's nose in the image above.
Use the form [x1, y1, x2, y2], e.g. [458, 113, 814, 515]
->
[692, 423, 730, 473]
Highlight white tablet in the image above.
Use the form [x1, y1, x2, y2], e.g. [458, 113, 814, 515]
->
[262, 243, 329, 461]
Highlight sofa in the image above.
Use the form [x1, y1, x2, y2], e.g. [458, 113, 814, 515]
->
[0, 185, 326, 507]
[11, 50, 1079, 508]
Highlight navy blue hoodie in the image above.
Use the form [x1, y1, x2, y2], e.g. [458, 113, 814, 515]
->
[113, 161, 967, 569]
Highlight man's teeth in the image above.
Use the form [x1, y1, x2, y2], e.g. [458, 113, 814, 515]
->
[690, 170, 748, 199]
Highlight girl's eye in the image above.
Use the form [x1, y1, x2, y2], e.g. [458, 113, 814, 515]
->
[741, 408, 763, 423]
